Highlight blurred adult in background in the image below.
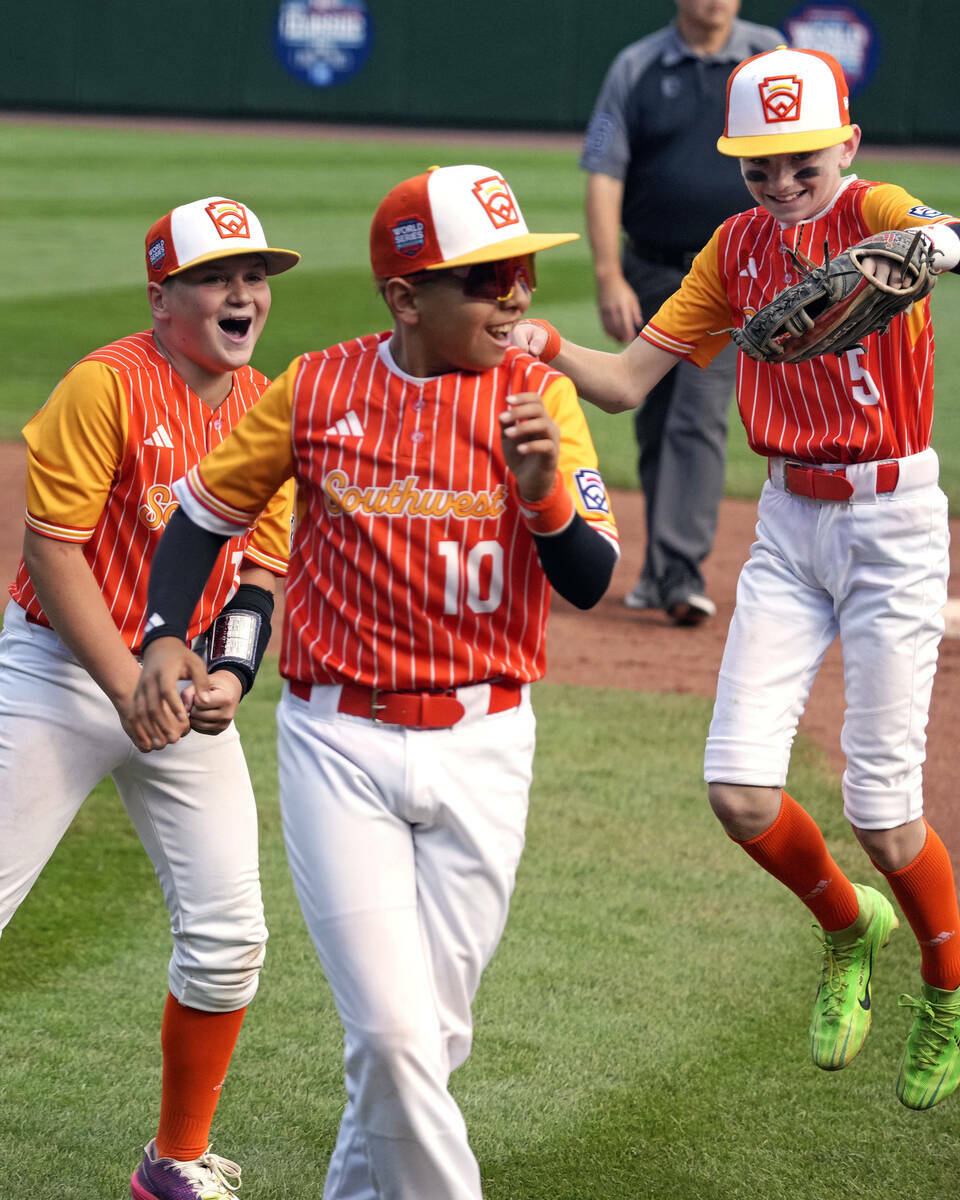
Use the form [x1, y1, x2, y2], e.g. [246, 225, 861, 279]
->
[580, 0, 782, 625]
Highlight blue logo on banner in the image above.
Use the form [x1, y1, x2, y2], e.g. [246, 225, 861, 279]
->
[782, 4, 879, 95]
[274, 1, 374, 89]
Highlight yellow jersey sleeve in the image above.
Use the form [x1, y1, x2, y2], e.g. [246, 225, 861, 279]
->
[544, 373, 619, 546]
[22, 361, 128, 542]
[243, 476, 295, 576]
[180, 361, 298, 533]
[859, 182, 958, 233]
[642, 230, 733, 368]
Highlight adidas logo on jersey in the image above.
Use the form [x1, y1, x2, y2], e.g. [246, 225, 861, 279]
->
[325, 411, 364, 437]
[144, 424, 175, 449]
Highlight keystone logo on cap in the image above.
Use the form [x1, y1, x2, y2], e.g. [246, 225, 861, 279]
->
[205, 200, 251, 240]
[759, 75, 803, 124]
[472, 175, 521, 230]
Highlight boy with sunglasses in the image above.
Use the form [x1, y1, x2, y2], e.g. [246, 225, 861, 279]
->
[514, 47, 960, 1109]
[129, 164, 619, 1198]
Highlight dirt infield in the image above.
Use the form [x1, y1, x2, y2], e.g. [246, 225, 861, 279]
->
[2, 436, 958, 876]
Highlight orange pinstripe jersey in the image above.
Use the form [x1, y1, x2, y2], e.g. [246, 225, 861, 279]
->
[10, 331, 293, 648]
[641, 179, 956, 462]
[176, 333, 619, 689]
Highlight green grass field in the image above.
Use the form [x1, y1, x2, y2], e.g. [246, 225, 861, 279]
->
[4, 121, 960, 502]
[3, 120, 960, 1198]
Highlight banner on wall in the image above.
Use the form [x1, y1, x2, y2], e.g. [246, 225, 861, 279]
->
[274, 1, 374, 88]
[782, 3, 879, 94]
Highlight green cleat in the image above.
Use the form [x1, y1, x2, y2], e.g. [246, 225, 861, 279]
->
[896, 982, 960, 1109]
[809, 884, 899, 1070]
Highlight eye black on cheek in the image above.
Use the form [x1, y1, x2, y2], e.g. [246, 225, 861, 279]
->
[794, 167, 821, 180]
[743, 171, 767, 183]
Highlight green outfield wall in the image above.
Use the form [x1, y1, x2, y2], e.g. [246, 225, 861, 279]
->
[0, 0, 951, 144]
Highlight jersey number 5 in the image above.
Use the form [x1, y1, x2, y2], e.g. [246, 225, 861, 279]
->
[845, 348, 881, 406]
[438, 540, 504, 615]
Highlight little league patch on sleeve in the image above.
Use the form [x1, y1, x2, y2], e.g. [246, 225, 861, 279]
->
[574, 468, 609, 513]
[908, 205, 947, 220]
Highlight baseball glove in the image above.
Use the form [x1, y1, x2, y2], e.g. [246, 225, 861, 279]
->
[729, 229, 937, 364]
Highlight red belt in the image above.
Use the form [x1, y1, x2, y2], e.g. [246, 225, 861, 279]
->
[777, 460, 900, 502]
[288, 679, 522, 729]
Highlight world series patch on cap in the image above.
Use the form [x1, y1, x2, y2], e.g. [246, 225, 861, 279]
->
[717, 46, 854, 158]
[145, 197, 301, 283]
[369, 164, 578, 277]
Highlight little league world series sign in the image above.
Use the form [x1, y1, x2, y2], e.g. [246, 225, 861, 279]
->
[274, 0, 374, 88]
[782, 3, 878, 94]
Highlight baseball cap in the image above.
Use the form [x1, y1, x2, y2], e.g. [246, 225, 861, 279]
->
[717, 46, 854, 157]
[369, 164, 578, 278]
[145, 197, 301, 283]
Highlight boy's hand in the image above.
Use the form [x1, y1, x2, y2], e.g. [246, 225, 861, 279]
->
[499, 393, 561, 500]
[133, 637, 211, 750]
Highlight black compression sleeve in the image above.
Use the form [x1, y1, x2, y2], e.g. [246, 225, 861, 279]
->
[140, 507, 229, 651]
[532, 513, 617, 610]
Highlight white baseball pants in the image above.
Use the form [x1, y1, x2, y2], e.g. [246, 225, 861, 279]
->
[704, 450, 949, 829]
[276, 681, 535, 1200]
[0, 600, 267, 1010]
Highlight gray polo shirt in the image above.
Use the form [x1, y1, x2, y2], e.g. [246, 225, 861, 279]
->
[581, 20, 783, 258]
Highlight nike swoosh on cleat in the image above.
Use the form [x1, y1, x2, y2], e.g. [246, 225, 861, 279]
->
[859, 947, 874, 1011]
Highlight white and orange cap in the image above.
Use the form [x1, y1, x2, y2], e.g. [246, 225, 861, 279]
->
[717, 46, 854, 158]
[369, 164, 578, 277]
[145, 197, 301, 283]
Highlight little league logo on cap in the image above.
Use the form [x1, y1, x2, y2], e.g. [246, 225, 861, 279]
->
[471, 176, 521, 230]
[144, 196, 300, 283]
[205, 199, 251, 240]
[759, 74, 803, 123]
[717, 46, 853, 157]
[370, 164, 578, 278]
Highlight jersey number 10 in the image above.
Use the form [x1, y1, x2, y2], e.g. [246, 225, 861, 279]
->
[438, 540, 504, 614]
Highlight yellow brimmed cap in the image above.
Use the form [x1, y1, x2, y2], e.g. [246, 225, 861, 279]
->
[370, 164, 578, 277]
[717, 46, 853, 158]
[145, 197, 300, 283]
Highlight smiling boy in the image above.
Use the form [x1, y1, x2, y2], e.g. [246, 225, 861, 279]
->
[514, 48, 960, 1109]
[130, 164, 619, 1198]
[0, 197, 299, 1199]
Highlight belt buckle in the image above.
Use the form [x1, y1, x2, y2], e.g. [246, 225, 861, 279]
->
[370, 686, 388, 722]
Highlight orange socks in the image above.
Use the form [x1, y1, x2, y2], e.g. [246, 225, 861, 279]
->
[736, 791, 860, 931]
[880, 821, 960, 991]
[155, 993, 247, 1162]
